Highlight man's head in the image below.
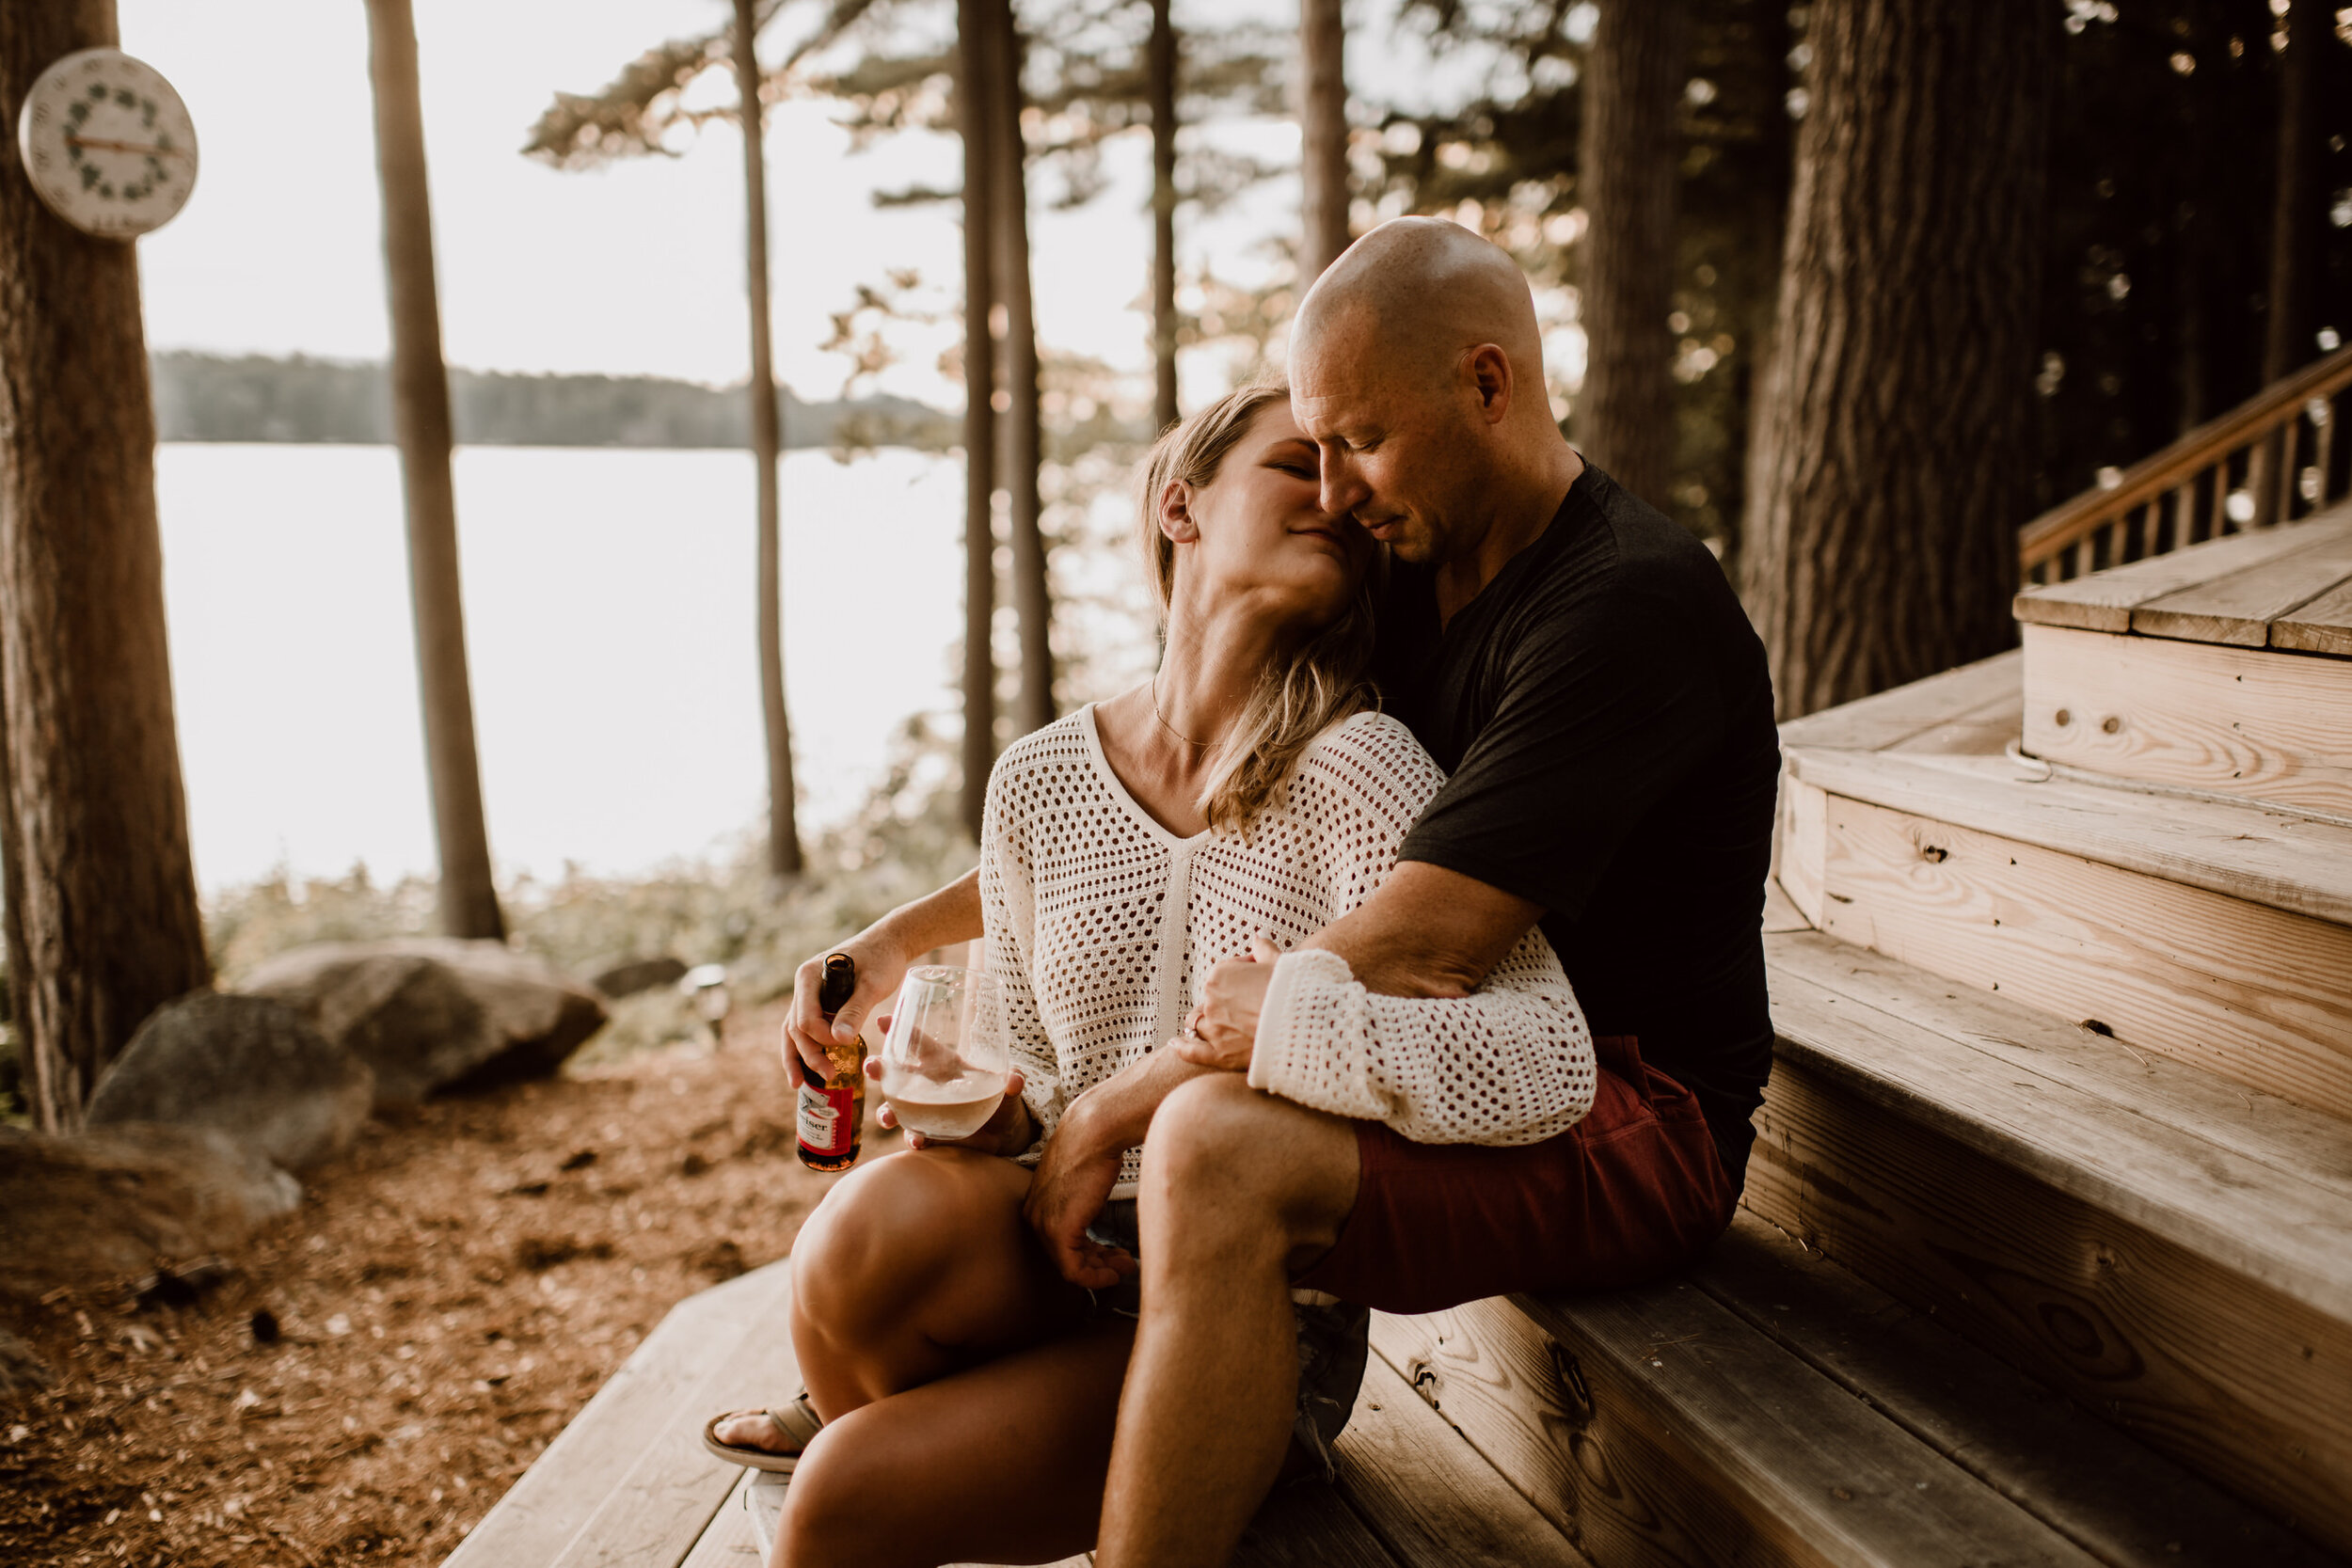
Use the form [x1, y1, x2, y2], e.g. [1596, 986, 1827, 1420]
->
[1291, 217, 1567, 565]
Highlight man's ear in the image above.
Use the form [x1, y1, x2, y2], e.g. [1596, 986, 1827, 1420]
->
[1158, 479, 1200, 544]
[1466, 343, 1513, 426]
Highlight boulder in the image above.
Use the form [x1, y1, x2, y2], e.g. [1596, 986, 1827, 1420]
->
[238, 939, 607, 1105]
[87, 992, 372, 1171]
[0, 1122, 300, 1302]
[589, 955, 690, 1000]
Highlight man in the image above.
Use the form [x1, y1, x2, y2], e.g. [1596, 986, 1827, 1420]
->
[785, 217, 1779, 1566]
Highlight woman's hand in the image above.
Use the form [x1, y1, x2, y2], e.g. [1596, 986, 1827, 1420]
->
[783, 929, 911, 1079]
[870, 1060, 1036, 1157]
[1177, 935, 1281, 1071]
[1022, 1101, 1135, 1290]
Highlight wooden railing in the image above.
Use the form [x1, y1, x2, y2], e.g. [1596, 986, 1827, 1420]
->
[2018, 342, 2352, 583]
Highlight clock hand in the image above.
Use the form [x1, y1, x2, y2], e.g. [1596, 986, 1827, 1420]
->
[64, 135, 191, 159]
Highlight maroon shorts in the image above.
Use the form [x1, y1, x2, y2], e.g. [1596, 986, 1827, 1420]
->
[1291, 1035, 1739, 1315]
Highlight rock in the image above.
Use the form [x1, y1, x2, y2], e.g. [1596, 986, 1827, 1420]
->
[0, 1123, 300, 1302]
[589, 955, 689, 1000]
[87, 992, 372, 1171]
[238, 939, 607, 1105]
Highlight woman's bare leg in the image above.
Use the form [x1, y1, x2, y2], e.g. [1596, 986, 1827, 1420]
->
[715, 1147, 1088, 1450]
[776, 1319, 1134, 1568]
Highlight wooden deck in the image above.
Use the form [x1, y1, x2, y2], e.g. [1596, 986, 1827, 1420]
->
[442, 522, 2351, 1568]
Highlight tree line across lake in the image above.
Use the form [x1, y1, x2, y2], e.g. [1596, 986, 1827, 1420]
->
[149, 352, 959, 452]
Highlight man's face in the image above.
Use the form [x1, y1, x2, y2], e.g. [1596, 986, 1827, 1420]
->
[1292, 336, 1477, 567]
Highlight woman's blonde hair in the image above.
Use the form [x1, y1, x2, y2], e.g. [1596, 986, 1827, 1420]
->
[1137, 383, 1380, 836]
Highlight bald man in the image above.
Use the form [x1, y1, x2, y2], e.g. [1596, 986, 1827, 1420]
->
[780, 218, 1779, 1566]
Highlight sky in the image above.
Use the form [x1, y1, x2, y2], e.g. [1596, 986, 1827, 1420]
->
[111, 0, 1312, 404]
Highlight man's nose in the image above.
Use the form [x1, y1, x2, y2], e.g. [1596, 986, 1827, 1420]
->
[1319, 457, 1365, 520]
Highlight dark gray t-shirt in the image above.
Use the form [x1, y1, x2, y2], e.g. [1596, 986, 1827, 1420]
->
[1374, 464, 1781, 1188]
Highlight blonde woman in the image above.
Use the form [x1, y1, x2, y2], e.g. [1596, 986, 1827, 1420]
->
[709, 385, 1597, 1568]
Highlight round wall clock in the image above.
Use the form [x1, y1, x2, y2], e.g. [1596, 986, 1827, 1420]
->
[15, 48, 199, 240]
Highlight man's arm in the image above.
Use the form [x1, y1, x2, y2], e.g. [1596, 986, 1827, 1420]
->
[783, 865, 983, 1074]
[1184, 863, 1540, 1068]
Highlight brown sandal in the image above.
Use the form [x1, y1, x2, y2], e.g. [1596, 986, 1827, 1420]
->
[700, 1391, 823, 1473]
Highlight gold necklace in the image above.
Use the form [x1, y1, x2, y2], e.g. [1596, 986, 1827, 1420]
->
[1150, 672, 1211, 748]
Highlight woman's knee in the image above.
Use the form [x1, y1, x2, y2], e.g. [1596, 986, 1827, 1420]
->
[792, 1148, 1023, 1323]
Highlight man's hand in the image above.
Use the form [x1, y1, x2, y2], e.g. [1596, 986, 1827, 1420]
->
[1022, 1100, 1135, 1289]
[870, 1060, 1036, 1156]
[783, 932, 910, 1078]
[1177, 935, 1281, 1072]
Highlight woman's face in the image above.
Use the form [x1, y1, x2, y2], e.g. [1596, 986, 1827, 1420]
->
[1169, 404, 1375, 632]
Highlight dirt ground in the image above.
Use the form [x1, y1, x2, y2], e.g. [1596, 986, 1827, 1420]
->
[0, 1002, 879, 1568]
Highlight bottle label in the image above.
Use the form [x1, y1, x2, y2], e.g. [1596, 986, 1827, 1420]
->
[798, 1081, 854, 1157]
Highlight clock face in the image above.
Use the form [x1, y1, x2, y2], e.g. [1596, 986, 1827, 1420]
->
[16, 48, 199, 240]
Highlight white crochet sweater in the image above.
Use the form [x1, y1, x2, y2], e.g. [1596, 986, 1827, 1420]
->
[979, 705, 1597, 1196]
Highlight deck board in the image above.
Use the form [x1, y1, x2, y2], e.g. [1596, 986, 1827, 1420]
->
[2012, 513, 2352, 636]
[2274, 574, 2352, 657]
[2128, 520, 2352, 647]
[1328, 1354, 1584, 1567]
[547, 1264, 802, 1568]
[441, 1261, 792, 1568]
[1695, 1212, 2344, 1568]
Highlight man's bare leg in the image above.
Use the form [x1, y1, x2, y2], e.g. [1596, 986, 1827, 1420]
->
[1096, 1073, 1361, 1568]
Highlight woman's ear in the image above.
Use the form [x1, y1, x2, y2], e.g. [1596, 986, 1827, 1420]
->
[1157, 479, 1200, 545]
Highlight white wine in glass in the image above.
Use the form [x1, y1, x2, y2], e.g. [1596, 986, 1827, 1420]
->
[880, 965, 1012, 1140]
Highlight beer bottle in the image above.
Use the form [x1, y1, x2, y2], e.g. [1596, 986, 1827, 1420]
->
[795, 954, 866, 1172]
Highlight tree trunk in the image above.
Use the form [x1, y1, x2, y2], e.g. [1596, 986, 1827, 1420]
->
[364, 0, 504, 939]
[1149, 0, 1180, 434]
[1722, 0, 1796, 585]
[0, 0, 214, 1129]
[2251, 0, 2322, 527]
[732, 0, 803, 879]
[1739, 0, 2053, 720]
[989, 0, 1053, 736]
[1575, 0, 1692, 511]
[1298, 0, 1350, 280]
[957, 0, 1000, 840]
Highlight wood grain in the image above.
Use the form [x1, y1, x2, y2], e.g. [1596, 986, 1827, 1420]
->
[1776, 650, 2023, 753]
[442, 1261, 792, 1568]
[1745, 1050, 2352, 1556]
[1766, 930, 2352, 1208]
[1789, 747, 2352, 925]
[1229, 1482, 1402, 1568]
[2128, 524, 2352, 647]
[1330, 1354, 1584, 1567]
[2273, 575, 2352, 657]
[2013, 515, 2352, 634]
[2021, 622, 2352, 819]
[1777, 778, 1828, 929]
[548, 1268, 802, 1568]
[1698, 1211, 2344, 1568]
[678, 1474, 760, 1568]
[1377, 1290, 2106, 1568]
[1815, 793, 2352, 1120]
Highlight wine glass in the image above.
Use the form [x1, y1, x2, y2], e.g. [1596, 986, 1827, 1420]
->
[880, 966, 1012, 1141]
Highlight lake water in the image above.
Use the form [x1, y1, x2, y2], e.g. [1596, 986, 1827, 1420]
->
[158, 443, 974, 892]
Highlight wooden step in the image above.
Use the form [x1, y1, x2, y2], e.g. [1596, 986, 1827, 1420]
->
[2010, 511, 2352, 820]
[453, 1257, 1585, 1568]
[1751, 929, 2352, 1555]
[1775, 744, 2352, 1119]
[1374, 1212, 2331, 1567]
[745, 1349, 1587, 1568]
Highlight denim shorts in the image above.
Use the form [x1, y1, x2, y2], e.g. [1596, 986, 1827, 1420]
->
[1083, 1198, 1369, 1480]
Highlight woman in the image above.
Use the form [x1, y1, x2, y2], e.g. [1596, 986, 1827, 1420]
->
[709, 384, 1597, 1567]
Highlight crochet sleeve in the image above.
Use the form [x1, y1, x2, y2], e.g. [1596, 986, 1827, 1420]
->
[1244, 717, 1597, 1146]
[978, 755, 1060, 1163]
